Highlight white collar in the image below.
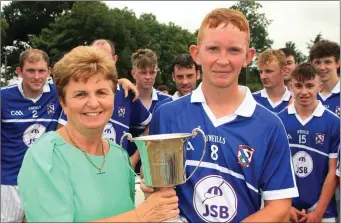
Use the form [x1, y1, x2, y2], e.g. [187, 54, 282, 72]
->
[17, 78, 50, 103]
[152, 88, 158, 101]
[331, 80, 340, 94]
[288, 100, 325, 117]
[172, 91, 180, 101]
[191, 83, 257, 117]
[260, 86, 291, 101]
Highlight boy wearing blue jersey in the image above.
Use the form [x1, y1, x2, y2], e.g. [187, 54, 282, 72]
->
[143, 8, 299, 222]
[310, 40, 340, 117]
[253, 49, 292, 113]
[1, 49, 64, 222]
[278, 63, 339, 223]
[127, 49, 171, 169]
[153, 53, 201, 113]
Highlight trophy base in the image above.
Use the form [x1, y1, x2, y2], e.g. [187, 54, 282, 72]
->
[162, 215, 188, 222]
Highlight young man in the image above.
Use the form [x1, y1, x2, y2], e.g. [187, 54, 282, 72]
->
[59, 39, 152, 167]
[310, 40, 340, 117]
[146, 8, 298, 222]
[127, 49, 171, 169]
[1, 49, 64, 222]
[153, 53, 201, 113]
[278, 62, 339, 223]
[279, 47, 297, 92]
[253, 49, 292, 113]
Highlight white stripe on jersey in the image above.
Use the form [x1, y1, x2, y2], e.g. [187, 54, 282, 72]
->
[290, 144, 329, 157]
[186, 160, 259, 193]
[2, 118, 59, 123]
[109, 119, 129, 129]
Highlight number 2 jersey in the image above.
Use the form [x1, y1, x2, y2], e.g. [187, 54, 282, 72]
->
[149, 84, 298, 223]
[1, 82, 63, 185]
[278, 102, 340, 219]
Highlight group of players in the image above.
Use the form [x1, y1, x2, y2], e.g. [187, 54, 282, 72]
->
[1, 7, 340, 223]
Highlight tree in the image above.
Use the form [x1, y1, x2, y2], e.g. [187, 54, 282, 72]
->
[1, 1, 76, 82]
[230, 0, 273, 87]
[285, 41, 308, 63]
[307, 32, 323, 51]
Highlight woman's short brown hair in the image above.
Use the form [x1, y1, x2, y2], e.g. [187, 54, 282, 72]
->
[53, 46, 118, 104]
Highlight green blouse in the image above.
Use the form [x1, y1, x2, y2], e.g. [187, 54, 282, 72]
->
[18, 131, 135, 222]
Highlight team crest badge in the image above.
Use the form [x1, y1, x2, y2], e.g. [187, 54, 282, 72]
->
[237, 145, 255, 168]
[47, 103, 55, 115]
[118, 107, 126, 117]
[316, 133, 325, 145]
[335, 106, 340, 117]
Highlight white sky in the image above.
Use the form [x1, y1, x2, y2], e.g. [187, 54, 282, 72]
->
[105, 1, 340, 55]
[1, 1, 340, 56]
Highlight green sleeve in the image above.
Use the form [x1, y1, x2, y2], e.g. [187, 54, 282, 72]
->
[18, 141, 74, 222]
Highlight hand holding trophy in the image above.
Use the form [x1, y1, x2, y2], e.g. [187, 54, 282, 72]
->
[120, 127, 206, 222]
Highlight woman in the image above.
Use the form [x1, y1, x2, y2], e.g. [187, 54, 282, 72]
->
[18, 46, 179, 222]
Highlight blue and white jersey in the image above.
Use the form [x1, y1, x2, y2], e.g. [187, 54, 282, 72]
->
[318, 80, 340, 117]
[59, 85, 151, 149]
[337, 149, 340, 177]
[127, 88, 171, 156]
[252, 87, 292, 113]
[278, 101, 340, 219]
[149, 84, 298, 223]
[152, 91, 181, 114]
[1, 80, 63, 185]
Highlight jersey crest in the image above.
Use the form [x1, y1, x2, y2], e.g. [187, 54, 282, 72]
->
[237, 145, 255, 168]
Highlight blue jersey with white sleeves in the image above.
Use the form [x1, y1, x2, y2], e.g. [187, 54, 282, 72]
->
[59, 85, 151, 149]
[149, 84, 298, 223]
[252, 87, 292, 113]
[278, 102, 340, 219]
[317, 80, 340, 117]
[127, 88, 170, 156]
[1, 81, 63, 185]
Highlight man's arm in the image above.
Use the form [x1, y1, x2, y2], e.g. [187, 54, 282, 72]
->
[242, 199, 292, 222]
[306, 158, 338, 222]
[118, 78, 139, 101]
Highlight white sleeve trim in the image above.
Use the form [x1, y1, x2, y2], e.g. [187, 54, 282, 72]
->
[329, 153, 338, 158]
[140, 113, 152, 126]
[336, 169, 340, 177]
[261, 187, 299, 200]
[58, 119, 67, 126]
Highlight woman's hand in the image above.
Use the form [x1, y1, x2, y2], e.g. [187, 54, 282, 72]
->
[136, 187, 179, 222]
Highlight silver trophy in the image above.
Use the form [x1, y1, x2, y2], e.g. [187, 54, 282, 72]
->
[120, 127, 206, 222]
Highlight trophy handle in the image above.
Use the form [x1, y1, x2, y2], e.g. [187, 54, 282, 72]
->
[119, 132, 139, 177]
[185, 127, 206, 182]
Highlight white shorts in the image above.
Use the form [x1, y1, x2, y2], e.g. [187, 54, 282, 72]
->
[1, 185, 25, 222]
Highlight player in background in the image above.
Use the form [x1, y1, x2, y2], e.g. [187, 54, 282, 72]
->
[279, 48, 297, 93]
[1, 49, 64, 222]
[127, 49, 171, 170]
[153, 53, 201, 113]
[310, 40, 340, 117]
[253, 49, 292, 113]
[278, 62, 339, 223]
[143, 8, 298, 223]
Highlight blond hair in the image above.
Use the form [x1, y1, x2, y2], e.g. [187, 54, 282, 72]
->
[19, 49, 49, 69]
[257, 49, 287, 68]
[197, 8, 250, 45]
[131, 49, 158, 70]
[53, 46, 118, 103]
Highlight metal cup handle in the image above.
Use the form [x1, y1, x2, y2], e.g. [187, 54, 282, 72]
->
[184, 127, 207, 182]
[119, 132, 139, 177]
